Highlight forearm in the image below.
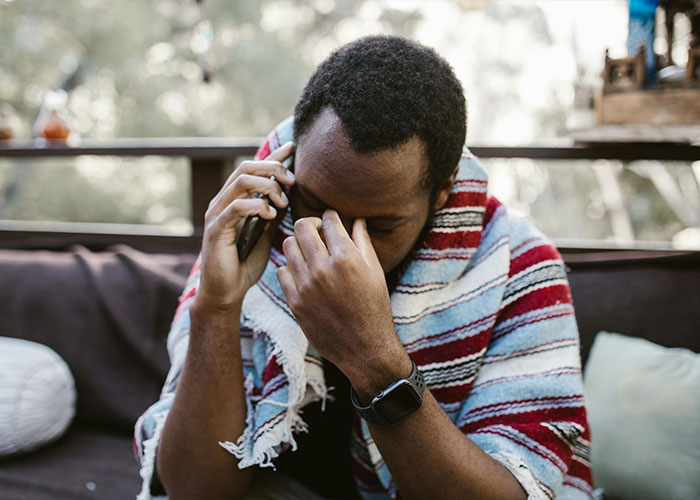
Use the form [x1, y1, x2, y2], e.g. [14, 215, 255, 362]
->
[156, 300, 252, 499]
[349, 356, 528, 500]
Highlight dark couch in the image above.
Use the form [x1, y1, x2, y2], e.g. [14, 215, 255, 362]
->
[0, 244, 698, 500]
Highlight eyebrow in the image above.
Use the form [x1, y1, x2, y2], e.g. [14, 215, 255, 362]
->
[296, 182, 410, 222]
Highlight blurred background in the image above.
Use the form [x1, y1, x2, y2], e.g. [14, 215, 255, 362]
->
[1, 0, 699, 249]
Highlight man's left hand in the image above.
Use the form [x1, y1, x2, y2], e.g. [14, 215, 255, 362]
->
[277, 209, 411, 398]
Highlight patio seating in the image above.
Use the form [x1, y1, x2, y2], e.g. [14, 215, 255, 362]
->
[0, 244, 697, 499]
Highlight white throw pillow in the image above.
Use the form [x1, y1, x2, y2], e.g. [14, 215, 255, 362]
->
[0, 337, 77, 456]
[583, 331, 700, 500]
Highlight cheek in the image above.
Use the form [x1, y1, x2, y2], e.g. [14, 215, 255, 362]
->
[371, 229, 423, 274]
[373, 209, 431, 273]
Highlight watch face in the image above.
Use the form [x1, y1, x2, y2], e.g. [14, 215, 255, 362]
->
[373, 381, 421, 424]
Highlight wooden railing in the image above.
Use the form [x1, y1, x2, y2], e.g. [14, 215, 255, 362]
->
[1, 139, 699, 254]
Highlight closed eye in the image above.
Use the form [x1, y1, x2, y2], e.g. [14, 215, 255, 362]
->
[367, 224, 397, 235]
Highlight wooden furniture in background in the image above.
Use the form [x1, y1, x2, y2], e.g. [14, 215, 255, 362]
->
[603, 47, 646, 93]
[595, 87, 700, 125]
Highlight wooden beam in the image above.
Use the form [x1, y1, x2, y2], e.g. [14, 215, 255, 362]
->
[191, 158, 229, 232]
[0, 138, 261, 158]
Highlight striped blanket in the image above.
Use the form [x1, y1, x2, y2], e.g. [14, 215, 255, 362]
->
[134, 116, 594, 500]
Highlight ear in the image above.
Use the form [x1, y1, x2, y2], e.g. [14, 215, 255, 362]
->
[433, 165, 460, 210]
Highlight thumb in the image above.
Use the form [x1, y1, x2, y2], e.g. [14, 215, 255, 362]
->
[352, 218, 384, 278]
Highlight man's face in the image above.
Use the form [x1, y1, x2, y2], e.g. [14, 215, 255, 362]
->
[289, 106, 432, 276]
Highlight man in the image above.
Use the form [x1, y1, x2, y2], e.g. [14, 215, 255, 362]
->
[134, 35, 593, 500]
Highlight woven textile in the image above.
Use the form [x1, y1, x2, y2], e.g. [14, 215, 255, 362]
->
[134, 116, 593, 500]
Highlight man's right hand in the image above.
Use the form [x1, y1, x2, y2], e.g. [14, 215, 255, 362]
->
[156, 141, 295, 497]
[195, 141, 295, 312]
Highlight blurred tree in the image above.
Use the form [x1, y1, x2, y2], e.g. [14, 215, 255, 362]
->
[0, 0, 697, 249]
[0, 0, 423, 138]
[0, 0, 422, 229]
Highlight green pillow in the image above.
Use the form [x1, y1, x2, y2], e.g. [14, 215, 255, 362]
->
[583, 331, 700, 500]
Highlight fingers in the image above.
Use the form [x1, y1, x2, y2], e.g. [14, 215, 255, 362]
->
[283, 217, 329, 285]
[321, 209, 353, 255]
[351, 218, 372, 260]
[224, 159, 296, 191]
[293, 217, 328, 263]
[276, 265, 299, 305]
[320, 210, 383, 277]
[222, 142, 295, 191]
[207, 142, 294, 222]
[282, 235, 306, 282]
[206, 198, 277, 239]
[352, 217, 384, 277]
[209, 174, 289, 218]
[265, 141, 295, 163]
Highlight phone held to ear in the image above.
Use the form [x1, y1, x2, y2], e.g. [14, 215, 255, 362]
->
[236, 148, 295, 261]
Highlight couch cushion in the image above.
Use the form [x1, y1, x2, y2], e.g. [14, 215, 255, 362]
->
[583, 331, 700, 500]
[0, 424, 140, 499]
[0, 337, 76, 457]
[0, 244, 197, 431]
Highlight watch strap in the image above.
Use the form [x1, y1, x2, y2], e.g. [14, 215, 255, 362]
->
[350, 360, 424, 426]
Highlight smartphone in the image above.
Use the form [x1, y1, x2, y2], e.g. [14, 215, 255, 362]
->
[236, 148, 295, 260]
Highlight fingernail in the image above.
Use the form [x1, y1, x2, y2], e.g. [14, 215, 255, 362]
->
[281, 191, 289, 203]
[286, 170, 295, 180]
[270, 206, 277, 216]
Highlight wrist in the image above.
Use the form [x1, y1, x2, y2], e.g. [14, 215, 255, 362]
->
[189, 296, 243, 351]
[345, 347, 413, 406]
[192, 291, 243, 316]
[191, 294, 242, 325]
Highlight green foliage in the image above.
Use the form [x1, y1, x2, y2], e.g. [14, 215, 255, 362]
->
[0, 0, 697, 248]
[0, 156, 190, 227]
[0, 0, 422, 138]
[0, 0, 421, 228]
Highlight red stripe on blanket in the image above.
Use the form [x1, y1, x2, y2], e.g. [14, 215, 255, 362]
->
[422, 230, 482, 250]
[174, 286, 197, 317]
[262, 356, 284, 384]
[498, 284, 573, 325]
[470, 425, 560, 471]
[509, 244, 563, 277]
[440, 191, 487, 210]
[483, 195, 501, 228]
[464, 394, 586, 416]
[255, 140, 271, 161]
[517, 423, 582, 465]
[566, 457, 594, 486]
[461, 397, 586, 431]
[410, 328, 491, 366]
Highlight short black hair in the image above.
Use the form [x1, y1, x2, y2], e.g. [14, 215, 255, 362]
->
[293, 34, 467, 200]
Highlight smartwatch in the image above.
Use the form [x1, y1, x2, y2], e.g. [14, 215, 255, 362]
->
[350, 360, 425, 426]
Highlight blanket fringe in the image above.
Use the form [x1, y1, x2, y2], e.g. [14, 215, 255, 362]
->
[219, 283, 328, 471]
[136, 409, 169, 500]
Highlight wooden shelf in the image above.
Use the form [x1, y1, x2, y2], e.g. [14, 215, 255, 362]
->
[595, 88, 700, 127]
[566, 124, 700, 146]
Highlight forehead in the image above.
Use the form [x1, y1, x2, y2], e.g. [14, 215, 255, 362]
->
[295, 108, 429, 215]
